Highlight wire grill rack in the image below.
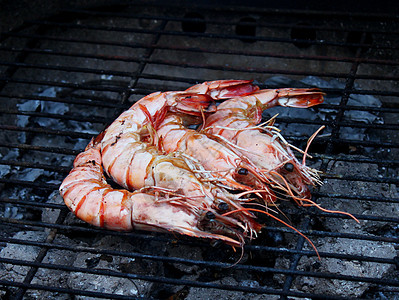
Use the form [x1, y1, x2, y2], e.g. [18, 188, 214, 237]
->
[0, 2, 398, 299]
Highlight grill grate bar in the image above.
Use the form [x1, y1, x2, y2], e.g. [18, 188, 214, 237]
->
[2, 43, 399, 68]
[0, 77, 127, 93]
[62, 4, 399, 21]
[281, 217, 312, 297]
[2, 59, 399, 84]
[322, 173, 399, 185]
[0, 143, 80, 155]
[0, 198, 65, 209]
[313, 192, 399, 204]
[2, 217, 397, 246]
[319, 103, 399, 113]
[1, 256, 398, 291]
[0, 179, 59, 190]
[0, 60, 134, 78]
[3, 43, 399, 82]
[62, 7, 399, 35]
[0, 159, 71, 173]
[0, 108, 111, 124]
[0, 93, 125, 108]
[3, 195, 397, 231]
[0, 279, 143, 300]
[276, 117, 399, 131]
[2, 184, 397, 206]
[2, 235, 396, 269]
[26, 19, 399, 51]
[0, 124, 93, 139]
[303, 137, 399, 149]
[0, 280, 340, 300]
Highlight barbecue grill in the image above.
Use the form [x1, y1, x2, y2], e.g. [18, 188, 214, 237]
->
[0, 1, 398, 299]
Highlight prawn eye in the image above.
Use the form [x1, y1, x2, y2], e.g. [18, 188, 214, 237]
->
[284, 163, 294, 172]
[237, 168, 249, 175]
[218, 202, 229, 212]
[205, 211, 216, 220]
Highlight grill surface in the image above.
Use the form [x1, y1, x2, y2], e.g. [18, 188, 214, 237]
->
[0, 2, 398, 299]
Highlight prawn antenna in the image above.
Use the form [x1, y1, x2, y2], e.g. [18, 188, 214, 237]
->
[269, 170, 359, 223]
[223, 207, 321, 260]
[302, 125, 325, 166]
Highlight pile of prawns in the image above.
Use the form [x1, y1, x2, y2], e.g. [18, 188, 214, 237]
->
[60, 80, 358, 258]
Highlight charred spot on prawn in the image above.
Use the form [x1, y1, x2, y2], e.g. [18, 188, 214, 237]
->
[110, 135, 121, 146]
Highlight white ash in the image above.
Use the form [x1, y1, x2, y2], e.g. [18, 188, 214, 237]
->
[0, 164, 11, 178]
[0, 231, 46, 283]
[41, 191, 64, 227]
[2, 204, 23, 219]
[16, 86, 103, 137]
[15, 98, 39, 144]
[166, 243, 204, 275]
[11, 168, 44, 182]
[31, 234, 79, 299]
[73, 138, 91, 151]
[0, 231, 78, 299]
[16, 99, 40, 127]
[35, 87, 69, 127]
[67, 236, 153, 299]
[274, 157, 398, 297]
[275, 238, 396, 298]
[68, 120, 100, 135]
[3, 168, 56, 204]
[185, 276, 278, 300]
[320, 159, 399, 234]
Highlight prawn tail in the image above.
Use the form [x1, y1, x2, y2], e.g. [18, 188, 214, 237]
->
[185, 79, 260, 99]
[172, 93, 215, 116]
[209, 80, 260, 99]
[275, 88, 325, 108]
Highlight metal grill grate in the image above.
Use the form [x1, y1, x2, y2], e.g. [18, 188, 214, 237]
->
[0, 2, 398, 299]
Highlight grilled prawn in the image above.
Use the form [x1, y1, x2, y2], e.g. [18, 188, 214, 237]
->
[203, 83, 325, 201]
[59, 80, 328, 255]
[202, 82, 359, 222]
[60, 136, 263, 246]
